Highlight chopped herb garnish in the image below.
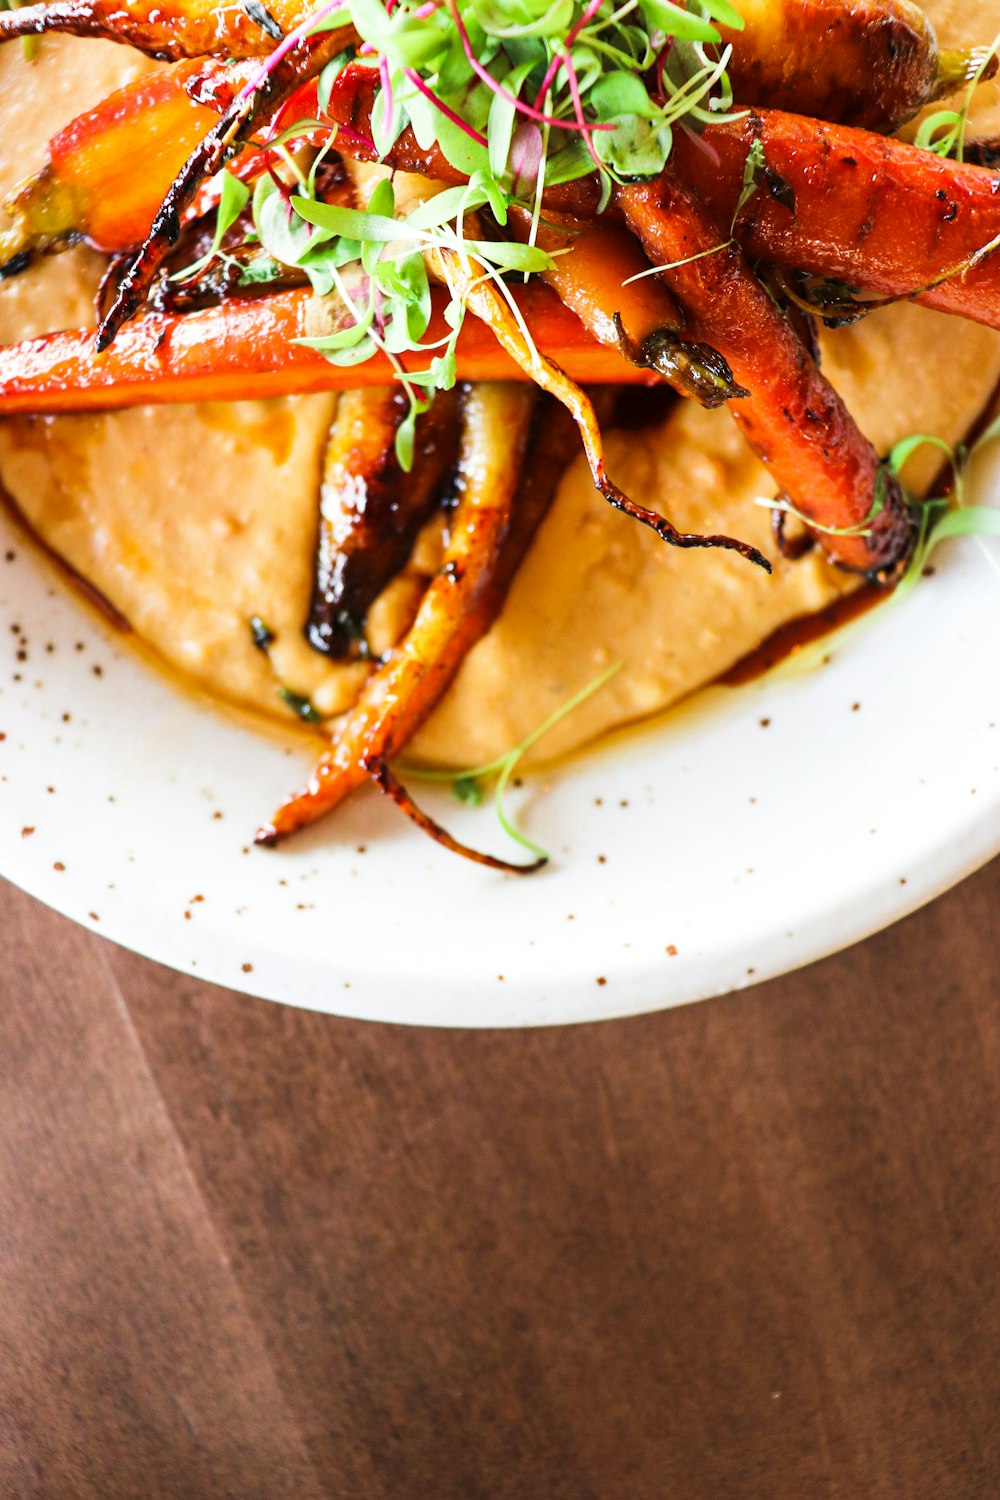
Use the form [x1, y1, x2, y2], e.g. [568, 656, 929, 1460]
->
[249, 615, 325, 723]
[249, 613, 277, 651]
[277, 685, 325, 723]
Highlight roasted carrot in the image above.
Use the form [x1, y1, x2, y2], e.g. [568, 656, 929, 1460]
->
[671, 110, 1000, 334]
[0, 63, 219, 267]
[308, 386, 461, 658]
[0, 283, 650, 414]
[257, 383, 548, 859]
[617, 176, 913, 576]
[720, 0, 993, 133]
[433, 242, 767, 571]
[0, 0, 343, 59]
[508, 207, 747, 410]
[95, 34, 346, 349]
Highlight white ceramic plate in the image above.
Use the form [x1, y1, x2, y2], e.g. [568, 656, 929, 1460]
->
[2, 443, 999, 1027]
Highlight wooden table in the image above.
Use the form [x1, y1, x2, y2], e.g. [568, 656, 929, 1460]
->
[1, 863, 997, 1499]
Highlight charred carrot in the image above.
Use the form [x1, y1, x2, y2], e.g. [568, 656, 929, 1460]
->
[617, 176, 913, 576]
[0, 0, 342, 59]
[508, 207, 747, 411]
[257, 384, 548, 859]
[0, 283, 650, 415]
[720, 0, 994, 133]
[0, 63, 219, 266]
[670, 110, 1000, 333]
[95, 33, 345, 349]
[307, 386, 461, 658]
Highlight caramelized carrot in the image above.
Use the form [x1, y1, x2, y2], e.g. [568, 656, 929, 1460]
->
[617, 176, 913, 576]
[508, 207, 746, 410]
[0, 284, 649, 415]
[0, 63, 217, 266]
[257, 384, 549, 856]
[95, 34, 344, 348]
[0, 0, 340, 59]
[671, 110, 1000, 333]
[308, 386, 461, 658]
[721, 0, 993, 133]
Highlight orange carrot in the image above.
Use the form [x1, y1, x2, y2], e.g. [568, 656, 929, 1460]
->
[258, 384, 553, 858]
[0, 283, 650, 416]
[0, 0, 347, 59]
[671, 110, 1000, 333]
[617, 176, 913, 576]
[0, 63, 217, 265]
[720, 0, 993, 133]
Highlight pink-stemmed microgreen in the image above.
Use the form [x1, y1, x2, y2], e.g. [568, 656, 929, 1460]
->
[186, 1, 746, 464]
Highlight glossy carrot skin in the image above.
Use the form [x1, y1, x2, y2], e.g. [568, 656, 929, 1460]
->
[671, 111, 1000, 333]
[0, 63, 218, 264]
[0, 284, 650, 415]
[617, 177, 912, 575]
[258, 384, 541, 845]
[0, 0, 324, 58]
[720, 0, 985, 132]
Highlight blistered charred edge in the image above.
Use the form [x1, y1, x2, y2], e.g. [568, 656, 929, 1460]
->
[306, 389, 462, 661]
[0, 0, 243, 59]
[365, 760, 546, 874]
[96, 115, 239, 349]
[613, 313, 748, 411]
[96, 39, 337, 350]
[863, 471, 919, 585]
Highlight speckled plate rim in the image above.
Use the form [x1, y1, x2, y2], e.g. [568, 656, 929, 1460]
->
[1, 446, 998, 1028]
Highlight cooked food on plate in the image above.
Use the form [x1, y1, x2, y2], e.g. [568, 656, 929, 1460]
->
[0, 0, 999, 868]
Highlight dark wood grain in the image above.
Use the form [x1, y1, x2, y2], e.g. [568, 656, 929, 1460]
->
[1, 863, 998, 1499]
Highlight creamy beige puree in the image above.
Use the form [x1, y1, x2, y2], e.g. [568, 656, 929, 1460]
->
[0, 0, 999, 769]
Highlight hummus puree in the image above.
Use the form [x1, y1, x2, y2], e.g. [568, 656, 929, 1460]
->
[1, 0, 999, 769]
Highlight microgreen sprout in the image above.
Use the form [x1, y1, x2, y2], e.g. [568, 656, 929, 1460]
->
[770, 419, 1000, 677]
[187, 1, 746, 464]
[0, 0, 38, 59]
[399, 660, 623, 862]
[915, 30, 1000, 161]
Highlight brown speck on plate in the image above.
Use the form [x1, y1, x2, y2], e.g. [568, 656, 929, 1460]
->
[596, 977, 607, 987]
[759, 717, 771, 728]
[666, 944, 678, 957]
[53, 861, 65, 872]
[88, 912, 100, 922]
[241, 962, 253, 973]
[20, 826, 34, 838]
[597, 854, 607, 864]
[212, 810, 224, 820]
[92, 664, 104, 678]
